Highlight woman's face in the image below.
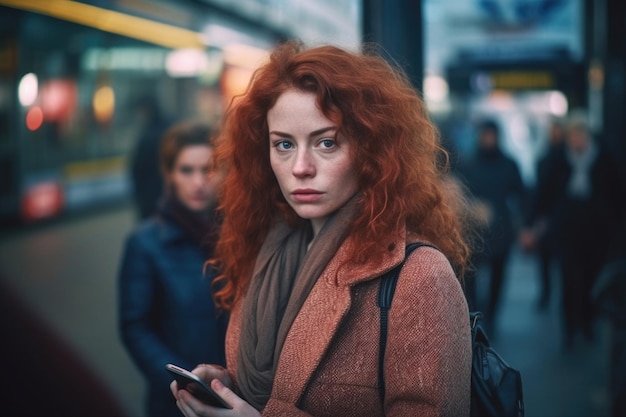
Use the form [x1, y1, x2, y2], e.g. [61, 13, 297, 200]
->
[167, 145, 216, 212]
[267, 89, 359, 236]
[479, 128, 497, 149]
[566, 126, 590, 154]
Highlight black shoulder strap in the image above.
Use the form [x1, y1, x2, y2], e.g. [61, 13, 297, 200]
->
[377, 242, 438, 402]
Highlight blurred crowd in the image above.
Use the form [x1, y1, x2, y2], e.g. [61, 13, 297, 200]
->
[449, 110, 626, 416]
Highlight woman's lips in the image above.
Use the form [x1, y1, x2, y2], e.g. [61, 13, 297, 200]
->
[291, 190, 323, 203]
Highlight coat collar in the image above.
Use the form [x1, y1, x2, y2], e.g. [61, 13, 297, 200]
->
[328, 229, 409, 287]
[268, 229, 414, 404]
[154, 217, 188, 245]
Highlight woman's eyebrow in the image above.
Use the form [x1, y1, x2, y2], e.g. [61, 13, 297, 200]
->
[309, 126, 336, 137]
[269, 126, 337, 138]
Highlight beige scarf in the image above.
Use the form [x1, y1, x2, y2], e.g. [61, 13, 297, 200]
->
[237, 198, 358, 410]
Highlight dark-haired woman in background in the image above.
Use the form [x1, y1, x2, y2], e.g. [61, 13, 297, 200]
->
[119, 120, 227, 416]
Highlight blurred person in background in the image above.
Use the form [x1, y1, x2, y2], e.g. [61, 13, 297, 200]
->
[530, 116, 567, 311]
[130, 95, 175, 220]
[455, 118, 527, 334]
[520, 109, 625, 351]
[592, 215, 626, 416]
[119, 120, 227, 417]
[170, 41, 472, 417]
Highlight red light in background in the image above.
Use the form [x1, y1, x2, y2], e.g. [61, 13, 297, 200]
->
[40, 79, 77, 122]
[25, 106, 44, 131]
[21, 182, 64, 222]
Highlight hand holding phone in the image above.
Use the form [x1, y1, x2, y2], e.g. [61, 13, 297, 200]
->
[166, 364, 232, 409]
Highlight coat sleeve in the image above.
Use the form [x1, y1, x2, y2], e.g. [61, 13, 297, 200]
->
[117, 230, 187, 388]
[383, 246, 472, 417]
[262, 399, 314, 416]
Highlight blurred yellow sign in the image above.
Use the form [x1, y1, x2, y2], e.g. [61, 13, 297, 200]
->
[490, 71, 555, 90]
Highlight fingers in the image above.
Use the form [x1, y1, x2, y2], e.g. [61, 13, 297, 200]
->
[173, 377, 261, 417]
[210, 379, 234, 407]
[193, 364, 232, 388]
[169, 364, 238, 417]
[210, 379, 261, 417]
[193, 364, 223, 379]
[171, 380, 214, 417]
[176, 388, 210, 417]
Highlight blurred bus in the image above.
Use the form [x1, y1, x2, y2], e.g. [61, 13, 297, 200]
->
[0, 0, 284, 227]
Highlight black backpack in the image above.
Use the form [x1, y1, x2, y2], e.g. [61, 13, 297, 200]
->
[377, 242, 524, 417]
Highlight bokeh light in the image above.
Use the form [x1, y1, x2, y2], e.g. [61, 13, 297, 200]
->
[93, 85, 115, 123]
[25, 106, 43, 131]
[18, 72, 38, 107]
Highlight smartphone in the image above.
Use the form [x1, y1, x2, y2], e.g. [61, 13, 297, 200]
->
[166, 364, 232, 409]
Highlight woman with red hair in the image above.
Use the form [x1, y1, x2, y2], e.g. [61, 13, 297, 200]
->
[171, 41, 472, 417]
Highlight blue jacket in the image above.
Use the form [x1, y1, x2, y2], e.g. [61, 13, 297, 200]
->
[118, 215, 227, 417]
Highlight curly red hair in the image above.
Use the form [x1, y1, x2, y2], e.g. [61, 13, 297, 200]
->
[210, 41, 471, 310]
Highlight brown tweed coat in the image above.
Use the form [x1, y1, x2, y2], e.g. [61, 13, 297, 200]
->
[226, 233, 471, 417]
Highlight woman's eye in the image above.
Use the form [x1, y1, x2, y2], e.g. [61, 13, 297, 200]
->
[320, 138, 335, 149]
[276, 140, 294, 151]
[179, 166, 193, 175]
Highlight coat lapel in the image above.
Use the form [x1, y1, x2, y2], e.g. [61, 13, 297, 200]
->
[268, 235, 406, 405]
[270, 265, 353, 404]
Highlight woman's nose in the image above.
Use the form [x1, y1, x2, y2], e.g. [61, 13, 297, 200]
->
[292, 149, 315, 177]
[192, 171, 207, 187]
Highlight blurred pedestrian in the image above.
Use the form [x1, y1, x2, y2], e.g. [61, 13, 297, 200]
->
[455, 118, 527, 333]
[521, 109, 625, 351]
[592, 215, 626, 416]
[129, 95, 174, 220]
[119, 120, 227, 417]
[170, 41, 472, 417]
[529, 116, 567, 310]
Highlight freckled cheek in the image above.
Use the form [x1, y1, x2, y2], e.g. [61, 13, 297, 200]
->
[275, 176, 290, 198]
[339, 165, 359, 195]
[270, 160, 289, 188]
[270, 159, 286, 194]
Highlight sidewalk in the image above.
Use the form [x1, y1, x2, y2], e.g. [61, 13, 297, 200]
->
[487, 247, 611, 417]
[0, 204, 145, 416]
